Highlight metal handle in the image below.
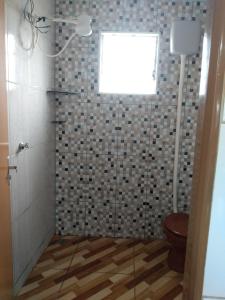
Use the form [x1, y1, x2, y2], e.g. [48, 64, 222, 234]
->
[7, 165, 17, 183]
[8, 166, 17, 171]
[18, 142, 29, 152]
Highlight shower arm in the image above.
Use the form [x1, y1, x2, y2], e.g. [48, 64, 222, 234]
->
[45, 16, 78, 25]
[42, 13, 92, 27]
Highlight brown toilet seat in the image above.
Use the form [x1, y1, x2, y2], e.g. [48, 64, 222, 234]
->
[163, 213, 189, 273]
[164, 213, 189, 237]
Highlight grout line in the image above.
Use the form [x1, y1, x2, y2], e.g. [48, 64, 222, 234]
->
[58, 237, 80, 294]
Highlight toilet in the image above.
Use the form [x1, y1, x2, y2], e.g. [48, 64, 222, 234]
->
[163, 213, 189, 273]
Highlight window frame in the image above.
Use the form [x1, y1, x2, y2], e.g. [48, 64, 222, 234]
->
[98, 31, 160, 96]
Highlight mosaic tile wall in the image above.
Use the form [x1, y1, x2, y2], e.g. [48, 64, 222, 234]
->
[55, 0, 208, 238]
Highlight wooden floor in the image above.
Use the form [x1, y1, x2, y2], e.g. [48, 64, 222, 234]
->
[17, 236, 183, 300]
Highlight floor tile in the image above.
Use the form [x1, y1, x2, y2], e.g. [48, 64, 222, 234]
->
[16, 236, 183, 300]
[133, 239, 183, 300]
[69, 237, 135, 275]
[33, 236, 80, 272]
[17, 268, 66, 300]
[58, 272, 135, 300]
[134, 239, 170, 274]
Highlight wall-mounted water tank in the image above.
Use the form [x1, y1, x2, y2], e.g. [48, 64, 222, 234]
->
[170, 20, 201, 55]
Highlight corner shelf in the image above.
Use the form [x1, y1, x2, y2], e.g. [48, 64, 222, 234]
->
[47, 90, 80, 96]
[51, 120, 67, 124]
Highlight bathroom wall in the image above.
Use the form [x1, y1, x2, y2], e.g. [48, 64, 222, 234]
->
[203, 123, 225, 299]
[5, 0, 56, 292]
[55, 0, 208, 238]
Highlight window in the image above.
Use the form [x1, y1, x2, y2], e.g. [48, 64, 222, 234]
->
[99, 32, 159, 95]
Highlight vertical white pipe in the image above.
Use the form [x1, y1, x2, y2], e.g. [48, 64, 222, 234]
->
[173, 54, 186, 213]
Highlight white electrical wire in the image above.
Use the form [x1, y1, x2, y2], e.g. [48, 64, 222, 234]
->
[173, 54, 186, 213]
[38, 31, 77, 58]
[19, 19, 38, 51]
[22, 0, 50, 51]
[22, 0, 76, 56]
[22, 1, 91, 57]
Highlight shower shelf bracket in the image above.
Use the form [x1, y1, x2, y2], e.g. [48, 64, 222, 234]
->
[47, 90, 80, 96]
[51, 120, 67, 124]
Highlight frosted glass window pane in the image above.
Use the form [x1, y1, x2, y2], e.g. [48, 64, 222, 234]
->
[99, 32, 159, 95]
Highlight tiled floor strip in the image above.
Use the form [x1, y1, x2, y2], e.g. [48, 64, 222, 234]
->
[17, 236, 183, 300]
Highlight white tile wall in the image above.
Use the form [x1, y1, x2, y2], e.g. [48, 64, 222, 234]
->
[5, 0, 56, 293]
[12, 209, 32, 283]
[9, 151, 30, 220]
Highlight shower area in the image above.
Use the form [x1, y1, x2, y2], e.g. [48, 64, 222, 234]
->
[54, 0, 206, 238]
[4, 0, 208, 297]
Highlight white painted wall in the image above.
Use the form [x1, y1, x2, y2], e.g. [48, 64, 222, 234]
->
[203, 121, 225, 299]
[5, 0, 56, 293]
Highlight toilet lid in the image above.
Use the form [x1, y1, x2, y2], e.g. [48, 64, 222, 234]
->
[164, 213, 189, 237]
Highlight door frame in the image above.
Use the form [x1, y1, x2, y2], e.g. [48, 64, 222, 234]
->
[183, 0, 225, 299]
[0, 0, 13, 298]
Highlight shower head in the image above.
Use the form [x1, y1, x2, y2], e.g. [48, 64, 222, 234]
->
[76, 14, 92, 37]
[49, 13, 92, 37]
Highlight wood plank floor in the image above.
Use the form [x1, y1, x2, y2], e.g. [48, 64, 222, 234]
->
[16, 236, 183, 300]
